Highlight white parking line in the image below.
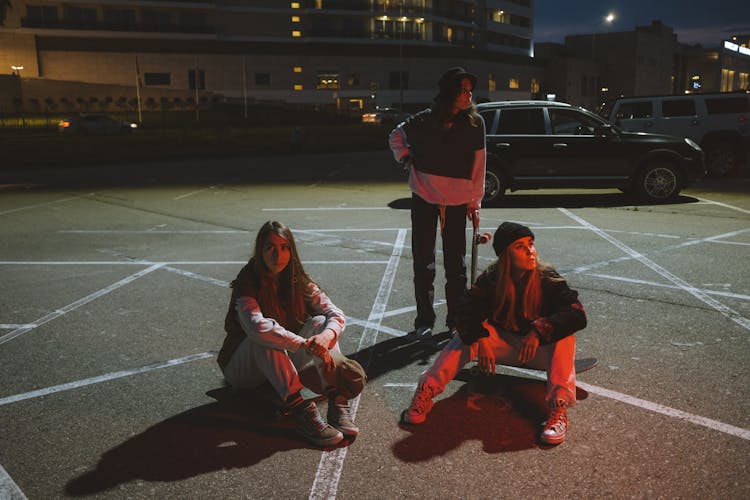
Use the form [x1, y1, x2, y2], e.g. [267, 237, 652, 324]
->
[695, 196, 750, 215]
[309, 229, 407, 500]
[384, 366, 750, 442]
[173, 186, 215, 201]
[263, 207, 391, 211]
[0, 352, 216, 407]
[560, 208, 750, 331]
[586, 273, 750, 301]
[0, 196, 78, 216]
[0, 464, 27, 500]
[0, 264, 163, 346]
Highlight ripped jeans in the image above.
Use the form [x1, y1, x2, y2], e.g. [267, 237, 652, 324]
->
[419, 323, 577, 408]
[222, 315, 341, 401]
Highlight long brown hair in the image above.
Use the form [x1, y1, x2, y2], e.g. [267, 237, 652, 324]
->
[432, 78, 481, 127]
[235, 221, 313, 332]
[491, 251, 553, 331]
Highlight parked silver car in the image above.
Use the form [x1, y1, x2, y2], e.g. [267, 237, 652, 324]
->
[602, 92, 750, 177]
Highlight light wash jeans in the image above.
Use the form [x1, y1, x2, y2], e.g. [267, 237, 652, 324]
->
[222, 315, 341, 401]
[419, 322, 577, 407]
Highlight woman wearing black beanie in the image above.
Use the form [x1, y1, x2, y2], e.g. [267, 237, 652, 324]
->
[402, 222, 587, 445]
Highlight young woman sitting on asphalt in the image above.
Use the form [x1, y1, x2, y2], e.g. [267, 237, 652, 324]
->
[402, 222, 587, 445]
[217, 220, 361, 448]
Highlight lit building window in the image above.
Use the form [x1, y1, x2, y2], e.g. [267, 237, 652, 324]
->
[291, 16, 300, 22]
[294, 84, 303, 91]
[530, 78, 539, 93]
[490, 10, 508, 23]
[508, 78, 519, 89]
[292, 30, 301, 37]
[721, 68, 735, 92]
[293, 66, 303, 73]
[291, 2, 300, 8]
[739, 72, 748, 90]
[488, 73, 497, 92]
[316, 71, 340, 89]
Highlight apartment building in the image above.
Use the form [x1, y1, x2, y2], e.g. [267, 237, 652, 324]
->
[0, 0, 544, 113]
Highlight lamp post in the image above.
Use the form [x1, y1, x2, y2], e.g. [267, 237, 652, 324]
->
[11, 65, 25, 127]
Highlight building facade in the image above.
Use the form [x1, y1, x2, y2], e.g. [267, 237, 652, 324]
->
[536, 21, 750, 113]
[0, 0, 544, 113]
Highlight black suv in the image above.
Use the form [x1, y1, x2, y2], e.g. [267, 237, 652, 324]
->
[477, 101, 706, 203]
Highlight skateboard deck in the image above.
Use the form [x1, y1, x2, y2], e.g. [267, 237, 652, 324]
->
[502, 357, 597, 374]
[465, 357, 598, 377]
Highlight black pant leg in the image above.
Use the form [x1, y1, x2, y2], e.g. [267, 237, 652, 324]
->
[411, 194, 437, 329]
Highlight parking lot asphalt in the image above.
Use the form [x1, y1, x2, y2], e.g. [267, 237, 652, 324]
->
[1, 151, 749, 499]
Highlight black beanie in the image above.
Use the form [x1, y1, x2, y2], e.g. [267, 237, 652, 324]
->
[492, 222, 535, 256]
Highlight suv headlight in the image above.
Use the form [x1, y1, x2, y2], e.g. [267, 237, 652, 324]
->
[685, 138, 702, 151]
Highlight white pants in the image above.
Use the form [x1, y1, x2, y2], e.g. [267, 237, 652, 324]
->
[419, 323, 577, 407]
[222, 315, 341, 401]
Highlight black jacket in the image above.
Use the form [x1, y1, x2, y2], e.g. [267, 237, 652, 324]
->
[458, 264, 587, 345]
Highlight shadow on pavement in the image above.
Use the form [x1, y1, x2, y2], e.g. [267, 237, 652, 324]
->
[349, 330, 453, 381]
[64, 388, 352, 496]
[393, 373, 590, 460]
[388, 193, 699, 210]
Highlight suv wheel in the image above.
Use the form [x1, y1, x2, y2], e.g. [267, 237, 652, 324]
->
[483, 168, 506, 203]
[635, 163, 681, 202]
[705, 142, 738, 177]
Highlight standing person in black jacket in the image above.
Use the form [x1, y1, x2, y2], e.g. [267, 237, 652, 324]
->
[401, 222, 587, 445]
[389, 67, 486, 338]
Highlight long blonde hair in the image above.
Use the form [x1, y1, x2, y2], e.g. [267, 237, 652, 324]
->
[233, 221, 313, 332]
[491, 252, 550, 331]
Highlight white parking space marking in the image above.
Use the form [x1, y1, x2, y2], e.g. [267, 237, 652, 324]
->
[173, 186, 215, 201]
[0, 264, 163, 346]
[560, 208, 750, 331]
[0, 352, 215, 407]
[263, 207, 391, 211]
[576, 381, 750, 441]
[60, 230, 246, 234]
[696, 196, 750, 215]
[384, 364, 750, 442]
[0, 260, 389, 266]
[309, 229, 407, 500]
[0, 196, 78, 216]
[587, 273, 750, 301]
[0, 464, 27, 500]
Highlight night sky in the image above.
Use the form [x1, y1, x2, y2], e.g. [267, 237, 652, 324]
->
[534, 0, 750, 47]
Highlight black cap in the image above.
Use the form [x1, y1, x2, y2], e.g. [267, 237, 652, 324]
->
[492, 222, 535, 256]
[434, 67, 478, 103]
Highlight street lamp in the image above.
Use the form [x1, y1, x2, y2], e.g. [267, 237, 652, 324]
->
[591, 12, 615, 59]
[11, 65, 25, 127]
[590, 14, 615, 109]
